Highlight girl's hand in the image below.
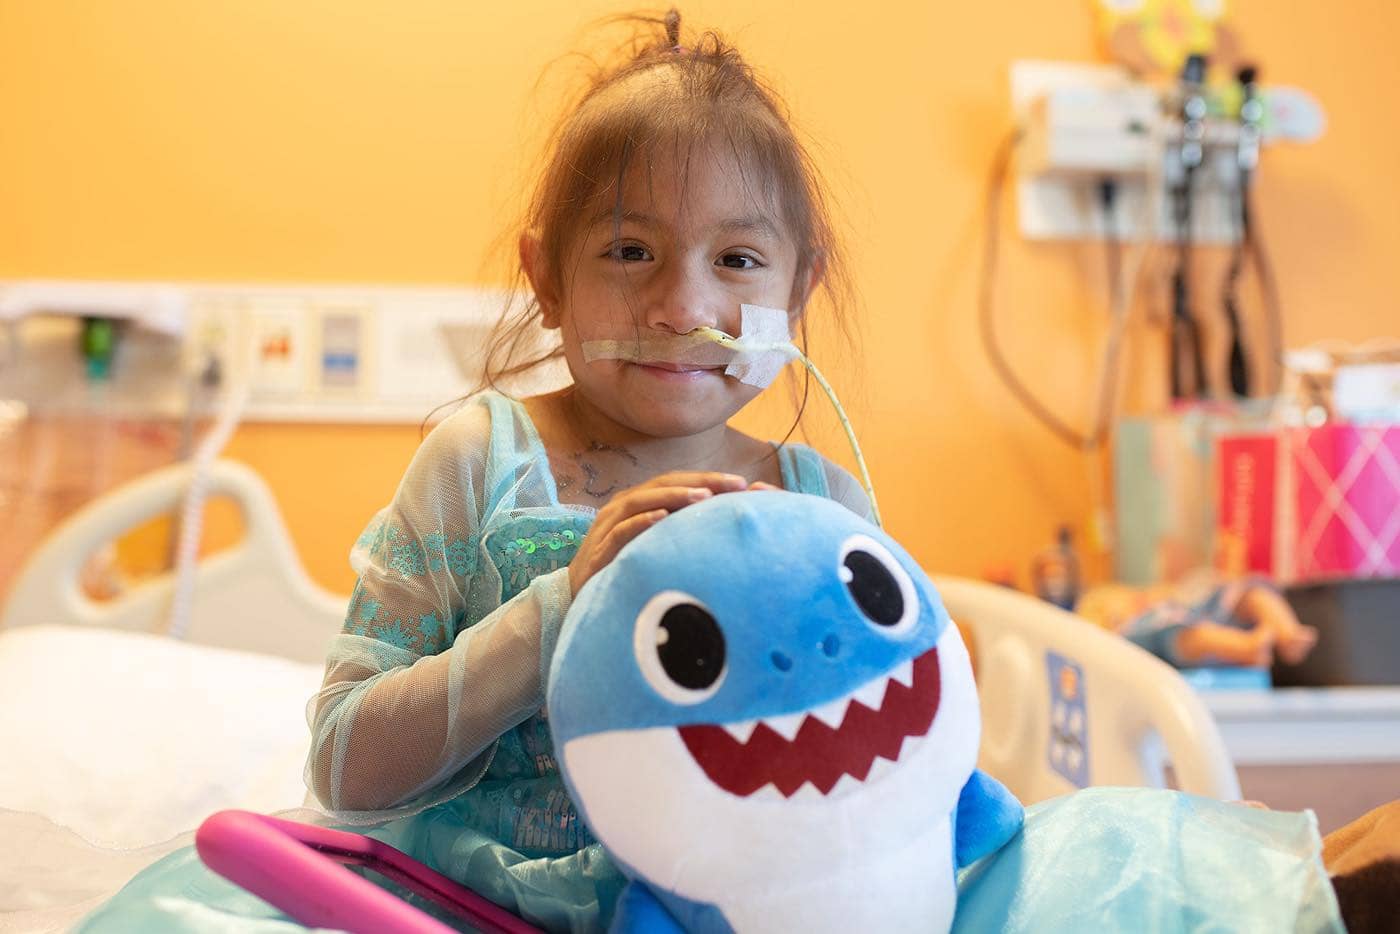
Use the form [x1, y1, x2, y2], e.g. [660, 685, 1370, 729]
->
[568, 472, 748, 597]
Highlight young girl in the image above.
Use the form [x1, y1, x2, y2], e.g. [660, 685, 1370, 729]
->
[298, 10, 870, 930]
[75, 15, 868, 933]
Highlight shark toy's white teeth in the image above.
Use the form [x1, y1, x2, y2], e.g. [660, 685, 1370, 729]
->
[764, 711, 806, 742]
[889, 659, 915, 689]
[807, 695, 851, 730]
[722, 719, 760, 744]
[851, 676, 891, 712]
[865, 752, 900, 784]
[679, 646, 943, 805]
[828, 772, 865, 799]
[750, 783, 785, 802]
[746, 659, 914, 744]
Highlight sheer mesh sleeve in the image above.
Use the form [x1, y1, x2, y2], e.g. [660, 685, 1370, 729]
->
[305, 402, 571, 813]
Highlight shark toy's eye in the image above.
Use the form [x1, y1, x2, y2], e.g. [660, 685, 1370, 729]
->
[633, 590, 727, 705]
[838, 534, 919, 637]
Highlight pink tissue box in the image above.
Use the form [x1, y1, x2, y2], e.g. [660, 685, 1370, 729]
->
[1218, 424, 1400, 583]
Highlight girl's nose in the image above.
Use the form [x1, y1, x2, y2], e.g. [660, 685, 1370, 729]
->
[644, 262, 719, 335]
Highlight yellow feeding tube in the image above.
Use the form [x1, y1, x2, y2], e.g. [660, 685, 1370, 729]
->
[693, 326, 883, 529]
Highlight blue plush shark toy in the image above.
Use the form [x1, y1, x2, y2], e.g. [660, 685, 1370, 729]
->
[547, 491, 1024, 933]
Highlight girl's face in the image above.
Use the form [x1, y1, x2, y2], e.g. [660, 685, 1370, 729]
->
[533, 143, 807, 439]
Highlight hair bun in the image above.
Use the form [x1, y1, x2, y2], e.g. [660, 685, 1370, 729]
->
[664, 9, 681, 49]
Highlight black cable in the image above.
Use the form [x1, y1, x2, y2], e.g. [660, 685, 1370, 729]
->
[1101, 179, 1123, 298]
[1222, 192, 1285, 399]
[1095, 178, 1125, 442]
[1222, 63, 1269, 399]
[1169, 179, 1204, 399]
[1231, 63, 1285, 397]
[977, 129, 1122, 451]
[1169, 55, 1208, 401]
[1222, 167, 1252, 397]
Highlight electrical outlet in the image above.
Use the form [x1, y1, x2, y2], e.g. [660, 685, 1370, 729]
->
[247, 299, 308, 397]
[315, 302, 372, 395]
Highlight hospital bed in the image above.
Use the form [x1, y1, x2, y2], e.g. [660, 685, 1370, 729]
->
[0, 460, 344, 853]
[0, 459, 1240, 921]
[941, 577, 1240, 802]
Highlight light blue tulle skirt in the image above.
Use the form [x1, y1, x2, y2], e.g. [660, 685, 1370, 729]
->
[955, 787, 1344, 933]
[78, 788, 1342, 933]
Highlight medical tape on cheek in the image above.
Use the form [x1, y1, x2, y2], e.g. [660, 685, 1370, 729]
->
[721, 304, 801, 387]
[705, 305, 884, 526]
[578, 304, 798, 389]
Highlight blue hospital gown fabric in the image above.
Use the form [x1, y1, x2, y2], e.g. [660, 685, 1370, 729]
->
[77, 391, 872, 934]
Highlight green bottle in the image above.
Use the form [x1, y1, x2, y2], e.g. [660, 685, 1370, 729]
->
[81, 316, 117, 380]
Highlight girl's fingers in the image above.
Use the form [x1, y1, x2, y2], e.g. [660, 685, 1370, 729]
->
[641, 471, 748, 493]
[748, 481, 781, 491]
[605, 486, 715, 523]
[595, 509, 668, 566]
[570, 474, 749, 597]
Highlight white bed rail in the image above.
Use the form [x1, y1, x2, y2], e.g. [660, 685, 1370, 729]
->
[2, 460, 346, 665]
[934, 576, 1241, 803]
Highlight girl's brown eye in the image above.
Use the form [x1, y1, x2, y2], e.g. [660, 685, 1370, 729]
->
[717, 253, 760, 269]
[610, 244, 652, 262]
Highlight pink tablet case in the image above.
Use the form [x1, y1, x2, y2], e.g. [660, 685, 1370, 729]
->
[196, 810, 541, 934]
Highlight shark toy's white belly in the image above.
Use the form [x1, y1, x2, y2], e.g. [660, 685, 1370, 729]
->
[562, 627, 982, 933]
[716, 817, 956, 933]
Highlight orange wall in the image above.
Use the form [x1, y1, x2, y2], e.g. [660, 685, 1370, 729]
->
[3, 1, 1397, 596]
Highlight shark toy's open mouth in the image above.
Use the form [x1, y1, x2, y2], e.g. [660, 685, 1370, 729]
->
[677, 646, 941, 799]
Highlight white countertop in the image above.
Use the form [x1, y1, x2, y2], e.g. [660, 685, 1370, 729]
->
[1201, 686, 1400, 765]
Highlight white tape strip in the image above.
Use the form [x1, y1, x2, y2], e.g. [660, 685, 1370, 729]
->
[579, 305, 797, 388]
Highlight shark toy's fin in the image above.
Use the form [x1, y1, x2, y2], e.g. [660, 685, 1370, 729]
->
[954, 769, 1025, 869]
[610, 882, 690, 934]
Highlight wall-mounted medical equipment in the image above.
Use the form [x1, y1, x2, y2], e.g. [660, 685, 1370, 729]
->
[1011, 59, 1323, 244]
[0, 280, 564, 423]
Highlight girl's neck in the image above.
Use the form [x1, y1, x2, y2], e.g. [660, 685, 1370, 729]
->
[557, 386, 736, 474]
[523, 385, 781, 509]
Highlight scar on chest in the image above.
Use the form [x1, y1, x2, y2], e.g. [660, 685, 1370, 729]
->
[554, 441, 640, 500]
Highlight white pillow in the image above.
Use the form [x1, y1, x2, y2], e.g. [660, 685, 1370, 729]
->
[0, 625, 325, 849]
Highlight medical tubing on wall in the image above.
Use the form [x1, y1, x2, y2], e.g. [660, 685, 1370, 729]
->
[167, 359, 251, 640]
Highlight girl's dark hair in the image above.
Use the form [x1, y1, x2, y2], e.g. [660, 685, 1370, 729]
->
[460, 10, 853, 437]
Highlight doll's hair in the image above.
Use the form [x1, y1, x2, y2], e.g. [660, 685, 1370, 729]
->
[476, 9, 854, 432]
